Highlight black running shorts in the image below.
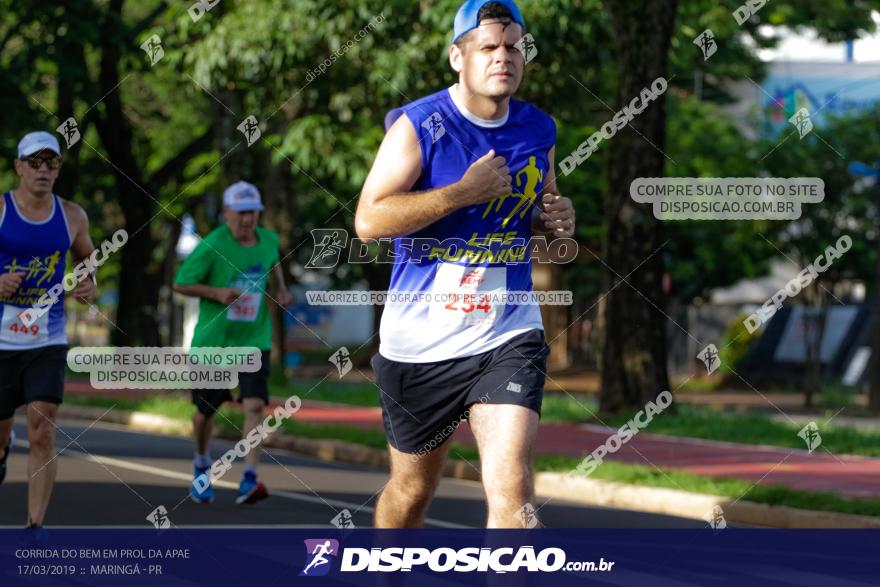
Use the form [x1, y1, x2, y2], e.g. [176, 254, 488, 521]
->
[372, 329, 548, 455]
[191, 350, 271, 417]
[0, 344, 68, 419]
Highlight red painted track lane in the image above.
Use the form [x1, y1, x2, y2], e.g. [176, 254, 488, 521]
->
[65, 381, 880, 499]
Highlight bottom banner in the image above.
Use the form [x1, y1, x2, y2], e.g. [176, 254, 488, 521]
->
[0, 529, 876, 585]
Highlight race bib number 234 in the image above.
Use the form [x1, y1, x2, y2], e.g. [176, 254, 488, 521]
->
[429, 264, 506, 325]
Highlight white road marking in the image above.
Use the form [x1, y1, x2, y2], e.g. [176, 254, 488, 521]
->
[11, 431, 471, 529]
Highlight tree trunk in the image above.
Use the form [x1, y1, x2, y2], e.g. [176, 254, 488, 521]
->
[599, 0, 676, 413]
[95, 0, 161, 346]
[802, 308, 827, 409]
[802, 279, 829, 408]
[870, 233, 880, 413]
[53, 7, 86, 202]
[263, 149, 292, 369]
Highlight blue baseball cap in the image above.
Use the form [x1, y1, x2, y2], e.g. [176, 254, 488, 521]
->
[17, 131, 61, 158]
[452, 0, 525, 45]
[223, 181, 264, 212]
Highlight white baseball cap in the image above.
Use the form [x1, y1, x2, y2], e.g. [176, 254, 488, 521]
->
[223, 181, 264, 212]
[17, 131, 61, 159]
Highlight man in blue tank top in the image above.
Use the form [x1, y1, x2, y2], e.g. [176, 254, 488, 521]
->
[356, 0, 576, 527]
[0, 131, 97, 528]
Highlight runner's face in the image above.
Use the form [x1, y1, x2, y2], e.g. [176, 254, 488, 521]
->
[456, 19, 524, 99]
[224, 208, 259, 241]
[14, 149, 61, 195]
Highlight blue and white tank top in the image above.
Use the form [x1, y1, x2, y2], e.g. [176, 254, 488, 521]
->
[379, 85, 557, 363]
[0, 192, 72, 349]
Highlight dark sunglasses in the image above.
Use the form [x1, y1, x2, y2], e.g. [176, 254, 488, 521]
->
[21, 155, 63, 170]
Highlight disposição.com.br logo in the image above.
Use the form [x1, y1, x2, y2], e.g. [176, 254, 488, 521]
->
[298, 539, 614, 575]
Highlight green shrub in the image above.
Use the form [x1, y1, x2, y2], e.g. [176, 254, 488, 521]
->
[719, 312, 761, 370]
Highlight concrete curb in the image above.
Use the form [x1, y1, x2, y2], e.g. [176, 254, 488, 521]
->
[58, 404, 880, 528]
[535, 473, 880, 528]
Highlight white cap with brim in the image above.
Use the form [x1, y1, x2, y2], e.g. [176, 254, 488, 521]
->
[223, 181, 264, 212]
[17, 131, 61, 159]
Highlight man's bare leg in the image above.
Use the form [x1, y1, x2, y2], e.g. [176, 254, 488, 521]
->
[374, 442, 452, 528]
[241, 397, 265, 469]
[0, 417, 13, 487]
[0, 418, 13, 454]
[469, 403, 540, 528]
[26, 401, 59, 526]
[193, 410, 213, 456]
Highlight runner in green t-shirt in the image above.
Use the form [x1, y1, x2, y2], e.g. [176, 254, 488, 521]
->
[173, 181, 292, 505]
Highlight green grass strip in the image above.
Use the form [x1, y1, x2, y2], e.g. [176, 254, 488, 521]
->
[64, 394, 880, 518]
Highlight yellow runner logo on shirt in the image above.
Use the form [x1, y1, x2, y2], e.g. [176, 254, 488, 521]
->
[4, 251, 62, 286]
[482, 156, 544, 228]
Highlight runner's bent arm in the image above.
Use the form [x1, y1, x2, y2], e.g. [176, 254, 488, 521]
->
[270, 262, 293, 307]
[66, 201, 97, 304]
[531, 147, 575, 238]
[173, 241, 240, 305]
[173, 283, 241, 306]
[355, 115, 512, 240]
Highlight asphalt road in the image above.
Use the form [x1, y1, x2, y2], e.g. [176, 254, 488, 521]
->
[0, 418, 705, 529]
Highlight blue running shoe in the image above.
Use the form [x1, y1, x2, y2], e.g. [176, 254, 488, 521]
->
[235, 471, 267, 505]
[191, 465, 214, 504]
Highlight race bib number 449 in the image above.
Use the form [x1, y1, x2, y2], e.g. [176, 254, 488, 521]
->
[429, 264, 506, 325]
[0, 307, 49, 344]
